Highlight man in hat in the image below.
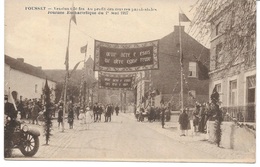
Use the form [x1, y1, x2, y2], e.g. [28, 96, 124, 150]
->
[4, 95, 18, 158]
[4, 95, 17, 121]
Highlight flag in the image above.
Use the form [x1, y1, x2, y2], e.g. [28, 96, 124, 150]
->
[197, 60, 209, 80]
[179, 9, 190, 22]
[64, 46, 69, 71]
[80, 44, 88, 53]
[69, 60, 84, 78]
[71, 3, 77, 25]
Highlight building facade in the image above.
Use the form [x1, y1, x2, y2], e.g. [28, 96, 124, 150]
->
[136, 26, 210, 110]
[5, 55, 57, 102]
[208, 1, 256, 122]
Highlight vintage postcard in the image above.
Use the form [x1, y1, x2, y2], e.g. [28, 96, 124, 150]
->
[3, 0, 256, 163]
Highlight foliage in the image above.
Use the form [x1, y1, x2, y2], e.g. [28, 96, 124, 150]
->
[210, 88, 223, 147]
[43, 79, 52, 145]
[54, 81, 80, 103]
[190, 0, 256, 73]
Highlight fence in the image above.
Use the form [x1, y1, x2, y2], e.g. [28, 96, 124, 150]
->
[221, 104, 255, 123]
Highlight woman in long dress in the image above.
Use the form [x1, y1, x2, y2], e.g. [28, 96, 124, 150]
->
[179, 109, 190, 136]
[78, 109, 86, 130]
[85, 107, 93, 130]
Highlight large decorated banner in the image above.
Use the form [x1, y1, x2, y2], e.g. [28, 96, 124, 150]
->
[98, 72, 136, 90]
[94, 40, 159, 72]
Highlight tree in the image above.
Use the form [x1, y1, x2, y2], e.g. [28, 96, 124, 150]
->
[190, 0, 256, 76]
[211, 86, 223, 147]
[43, 79, 52, 145]
[54, 81, 80, 103]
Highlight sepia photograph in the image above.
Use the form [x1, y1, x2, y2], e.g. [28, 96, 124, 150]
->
[3, 0, 256, 163]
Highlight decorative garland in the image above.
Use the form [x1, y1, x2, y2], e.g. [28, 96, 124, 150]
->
[43, 80, 52, 145]
[225, 113, 256, 131]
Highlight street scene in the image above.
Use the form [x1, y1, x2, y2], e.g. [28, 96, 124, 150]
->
[10, 113, 254, 161]
[3, 0, 256, 163]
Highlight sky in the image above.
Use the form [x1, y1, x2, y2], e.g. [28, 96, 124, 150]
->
[4, 0, 197, 70]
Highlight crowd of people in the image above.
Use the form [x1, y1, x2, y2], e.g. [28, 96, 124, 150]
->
[6, 95, 214, 137]
[178, 102, 213, 136]
[7, 97, 122, 131]
[135, 105, 171, 124]
[134, 100, 214, 137]
[55, 101, 121, 130]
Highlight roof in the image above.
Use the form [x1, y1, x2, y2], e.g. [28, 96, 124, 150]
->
[5, 55, 56, 82]
[44, 67, 97, 84]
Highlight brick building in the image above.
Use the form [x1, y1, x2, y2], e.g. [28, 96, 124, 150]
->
[136, 26, 210, 110]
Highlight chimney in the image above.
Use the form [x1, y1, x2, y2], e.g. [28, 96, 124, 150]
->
[174, 25, 185, 32]
[17, 58, 24, 63]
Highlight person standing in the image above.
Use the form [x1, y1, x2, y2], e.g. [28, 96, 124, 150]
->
[93, 103, 99, 122]
[193, 104, 200, 135]
[115, 105, 119, 116]
[160, 103, 166, 128]
[4, 95, 17, 158]
[179, 109, 190, 136]
[198, 103, 206, 133]
[31, 101, 41, 125]
[85, 107, 92, 130]
[106, 104, 112, 122]
[97, 104, 103, 122]
[67, 106, 74, 129]
[57, 106, 63, 129]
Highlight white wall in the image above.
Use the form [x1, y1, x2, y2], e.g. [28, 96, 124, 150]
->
[5, 64, 56, 101]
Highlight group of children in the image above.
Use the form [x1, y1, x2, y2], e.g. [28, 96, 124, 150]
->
[57, 105, 93, 130]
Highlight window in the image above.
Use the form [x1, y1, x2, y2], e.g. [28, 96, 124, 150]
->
[229, 80, 237, 106]
[188, 62, 197, 77]
[215, 43, 223, 68]
[215, 84, 221, 93]
[215, 83, 222, 102]
[247, 76, 256, 104]
[216, 22, 222, 36]
[35, 84, 38, 93]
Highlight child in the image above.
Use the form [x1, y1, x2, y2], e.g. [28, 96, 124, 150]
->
[78, 109, 86, 130]
[85, 107, 93, 130]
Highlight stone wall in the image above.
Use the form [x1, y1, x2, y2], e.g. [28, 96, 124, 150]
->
[208, 121, 255, 152]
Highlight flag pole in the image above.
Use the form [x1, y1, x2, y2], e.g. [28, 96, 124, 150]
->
[140, 72, 142, 108]
[179, 12, 184, 113]
[62, 16, 72, 132]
